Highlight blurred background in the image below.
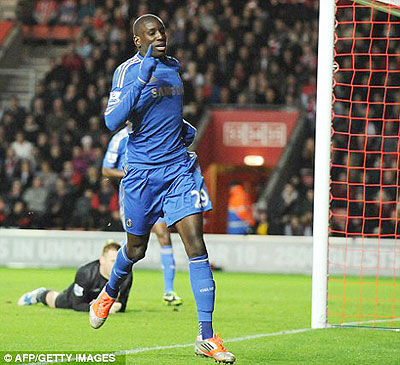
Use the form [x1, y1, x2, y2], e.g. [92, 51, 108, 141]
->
[0, 0, 319, 235]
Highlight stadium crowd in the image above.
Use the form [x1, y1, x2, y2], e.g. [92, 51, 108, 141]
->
[329, 3, 400, 237]
[0, 0, 321, 233]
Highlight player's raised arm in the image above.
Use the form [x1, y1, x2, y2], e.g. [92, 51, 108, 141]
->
[104, 45, 159, 131]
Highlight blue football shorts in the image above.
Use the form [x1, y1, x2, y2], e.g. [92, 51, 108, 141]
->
[120, 153, 212, 235]
[119, 183, 165, 230]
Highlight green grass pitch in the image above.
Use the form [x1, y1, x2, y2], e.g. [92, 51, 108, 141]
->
[1, 267, 400, 364]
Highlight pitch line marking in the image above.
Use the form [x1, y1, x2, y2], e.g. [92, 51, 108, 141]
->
[114, 328, 312, 355]
[116, 320, 400, 356]
[341, 317, 400, 326]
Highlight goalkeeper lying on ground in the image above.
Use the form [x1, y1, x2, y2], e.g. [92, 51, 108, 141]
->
[17, 241, 132, 312]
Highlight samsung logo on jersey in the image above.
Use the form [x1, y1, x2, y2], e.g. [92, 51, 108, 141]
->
[151, 85, 184, 98]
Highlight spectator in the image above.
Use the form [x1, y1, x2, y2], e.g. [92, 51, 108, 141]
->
[58, 0, 78, 25]
[48, 144, 64, 173]
[90, 178, 118, 229]
[46, 99, 69, 133]
[0, 197, 8, 226]
[6, 96, 26, 127]
[284, 216, 304, 236]
[4, 201, 32, 228]
[23, 176, 49, 227]
[16, 0, 36, 25]
[23, 115, 40, 143]
[76, 36, 93, 59]
[36, 161, 58, 191]
[278, 183, 299, 217]
[33, 0, 58, 25]
[227, 182, 255, 234]
[255, 210, 269, 235]
[4, 147, 19, 182]
[46, 178, 75, 228]
[61, 43, 84, 73]
[14, 159, 34, 190]
[71, 188, 94, 229]
[8, 180, 24, 208]
[11, 132, 34, 162]
[77, 1, 95, 24]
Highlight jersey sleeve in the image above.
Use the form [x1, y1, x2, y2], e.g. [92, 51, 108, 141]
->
[182, 119, 197, 147]
[102, 135, 121, 170]
[70, 267, 91, 312]
[104, 64, 146, 132]
[116, 272, 133, 312]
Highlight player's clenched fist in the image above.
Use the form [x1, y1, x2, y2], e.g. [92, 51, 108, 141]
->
[138, 44, 159, 84]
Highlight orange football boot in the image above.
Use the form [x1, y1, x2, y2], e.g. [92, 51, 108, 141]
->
[89, 287, 115, 329]
[195, 333, 236, 363]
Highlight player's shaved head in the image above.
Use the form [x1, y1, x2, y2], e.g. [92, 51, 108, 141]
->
[132, 14, 167, 57]
[133, 14, 164, 36]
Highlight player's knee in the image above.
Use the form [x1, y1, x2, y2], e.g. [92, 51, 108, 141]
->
[135, 249, 146, 261]
[157, 232, 171, 246]
[126, 233, 149, 261]
[188, 248, 207, 259]
[46, 291, 59, 308]
[131, 245, 147, 262]
[186, 238, 207, 258]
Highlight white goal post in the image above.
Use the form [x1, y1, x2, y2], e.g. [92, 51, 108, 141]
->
[311, 0, 400, 330]
[311, 0, 336, 329]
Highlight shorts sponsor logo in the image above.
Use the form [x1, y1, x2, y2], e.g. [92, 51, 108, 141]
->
[126, 219, 132, 228]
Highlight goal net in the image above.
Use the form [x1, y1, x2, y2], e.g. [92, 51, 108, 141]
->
[328, 0, 400, 328]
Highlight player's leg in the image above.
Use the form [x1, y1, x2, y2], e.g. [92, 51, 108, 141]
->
[90, 166, 163, 328]
[106, 232, 149, 300]
[17, 287, 48, 306]
[44, 291, 59, 308]
[175, 214, 235, 363]
[163, 155, 235, 363]
[153, 219, 183, 306]
[90, 233, 149, 329]
[175, 214, 212, 335]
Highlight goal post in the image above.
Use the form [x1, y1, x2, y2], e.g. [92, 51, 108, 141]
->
[311, 0, 336, 329]
[312, 0, 400, 329]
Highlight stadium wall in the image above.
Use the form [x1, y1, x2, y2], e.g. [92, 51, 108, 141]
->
[1, 229, 399, 276]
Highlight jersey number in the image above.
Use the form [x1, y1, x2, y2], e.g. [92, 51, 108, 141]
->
[191, 189, 209, 208]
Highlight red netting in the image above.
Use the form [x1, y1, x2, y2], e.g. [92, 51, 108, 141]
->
[328, 0, 400, 328]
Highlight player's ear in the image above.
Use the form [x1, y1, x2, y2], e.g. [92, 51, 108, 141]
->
[134, 35, 141, 48]
[99, 255, 105, 266]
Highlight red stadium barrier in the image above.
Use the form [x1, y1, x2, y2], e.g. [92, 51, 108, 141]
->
[23, 25, 81, 41]
[0, 21, 14, 45]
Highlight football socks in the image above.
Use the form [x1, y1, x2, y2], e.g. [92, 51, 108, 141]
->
[160, 245, 175, 294]
[105, 243, 133, 298]
[38, 289, 50, 306]
[189, 254, 215, 340]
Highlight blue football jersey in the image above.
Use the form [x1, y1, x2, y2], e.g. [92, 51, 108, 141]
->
[102, 126, 130, 171]
[105, 53, 187, 168]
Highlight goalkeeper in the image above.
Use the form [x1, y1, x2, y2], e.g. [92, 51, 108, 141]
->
[17, 241, 132, 313]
